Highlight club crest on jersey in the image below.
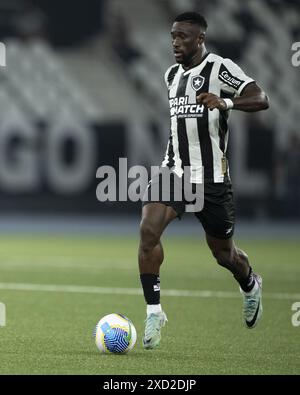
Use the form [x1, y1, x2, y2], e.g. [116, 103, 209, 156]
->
[191, 75, 205, 91]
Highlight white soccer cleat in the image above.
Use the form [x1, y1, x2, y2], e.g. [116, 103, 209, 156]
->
[240, 274, 263, 329]
[142, 311, 168, 349]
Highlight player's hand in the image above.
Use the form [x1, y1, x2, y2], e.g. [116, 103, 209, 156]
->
[196, 92, 227, 111]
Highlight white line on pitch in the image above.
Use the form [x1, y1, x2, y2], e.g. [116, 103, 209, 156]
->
[0, 282, 299, 300]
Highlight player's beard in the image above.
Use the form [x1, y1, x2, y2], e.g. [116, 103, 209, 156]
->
[178, 48, 200, 68]
[174, 51, 189, 64]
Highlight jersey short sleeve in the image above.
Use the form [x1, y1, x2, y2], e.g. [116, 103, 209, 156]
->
[218, 58, 255, 96]
[164, 67, 171, 88]
[164, 64, 180, 89]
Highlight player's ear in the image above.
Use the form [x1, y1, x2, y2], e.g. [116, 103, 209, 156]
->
[198, 32, 205, 45]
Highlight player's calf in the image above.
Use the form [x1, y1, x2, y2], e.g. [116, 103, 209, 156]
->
[208, 239, 263, 328]
[212, 246, 250, 281]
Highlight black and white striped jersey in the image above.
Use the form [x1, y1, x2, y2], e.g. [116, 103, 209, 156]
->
[161, 52, 254, 183]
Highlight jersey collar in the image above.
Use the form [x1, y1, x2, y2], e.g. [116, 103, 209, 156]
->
[180, 52, 211, 76]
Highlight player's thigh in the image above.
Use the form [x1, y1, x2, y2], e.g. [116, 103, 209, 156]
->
[195, 181, 235, 240]
[140, 203, 177, 239]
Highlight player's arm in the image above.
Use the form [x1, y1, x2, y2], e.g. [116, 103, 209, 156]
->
[197, 82, 269, 112]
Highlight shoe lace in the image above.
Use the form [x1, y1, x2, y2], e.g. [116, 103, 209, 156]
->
[244, 295, 258, 318]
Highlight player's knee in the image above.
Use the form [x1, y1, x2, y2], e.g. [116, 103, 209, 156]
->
[139, 220, 160, 251]
[212, 248, 234, 268]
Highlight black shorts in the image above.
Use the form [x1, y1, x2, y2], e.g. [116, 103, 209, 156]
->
[142, 169, 235, 240]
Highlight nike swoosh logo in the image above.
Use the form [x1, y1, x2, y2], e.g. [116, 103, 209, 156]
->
[246, 301, 260, 328]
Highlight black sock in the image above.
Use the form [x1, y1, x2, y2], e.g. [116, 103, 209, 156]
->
[140, 274, 160, 304]
[238, 267, 255, 293]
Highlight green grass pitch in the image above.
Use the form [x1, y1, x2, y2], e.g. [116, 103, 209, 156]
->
[0, 235, 299, 375]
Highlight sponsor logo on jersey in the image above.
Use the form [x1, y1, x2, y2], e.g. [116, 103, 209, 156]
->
[169, 95, 205, 118]
[218, 64, 243, 89]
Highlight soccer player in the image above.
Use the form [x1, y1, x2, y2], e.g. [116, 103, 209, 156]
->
[139, 12, 269, 349]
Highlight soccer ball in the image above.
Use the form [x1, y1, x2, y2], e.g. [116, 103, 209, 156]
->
[94, 313, 137, 354]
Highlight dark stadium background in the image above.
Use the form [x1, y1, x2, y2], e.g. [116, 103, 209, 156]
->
[0, 0, 299, 226]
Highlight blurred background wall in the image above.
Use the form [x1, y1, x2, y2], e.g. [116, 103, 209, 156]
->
[0, 0, 299, 222]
